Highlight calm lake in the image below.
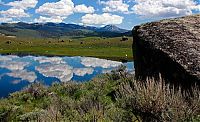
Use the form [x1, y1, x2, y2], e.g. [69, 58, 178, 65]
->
[0, 55, 134, 98]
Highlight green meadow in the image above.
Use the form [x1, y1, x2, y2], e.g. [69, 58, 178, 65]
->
[0, 36, 133, 61]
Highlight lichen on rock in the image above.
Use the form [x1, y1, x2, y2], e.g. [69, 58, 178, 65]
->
[133, 14, 200, 88]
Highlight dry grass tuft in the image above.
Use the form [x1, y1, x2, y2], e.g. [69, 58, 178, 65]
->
[117, 75, 200, 122]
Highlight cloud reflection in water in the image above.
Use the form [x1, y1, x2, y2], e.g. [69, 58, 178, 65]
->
[81, 57, 123, 68]
[0, 55, 133, 83]
[73, 68, 94, 76]
[6, 70, 37, 83]
[0, 55, 134, 97]
[35, 63, 73, 82]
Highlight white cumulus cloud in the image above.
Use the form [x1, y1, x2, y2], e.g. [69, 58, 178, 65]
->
[34, 16, 65, 23]
[35, 0, 96, 23]
[74, 4, 95, 13]
[132, 0, 200, 18]
[81, 13, 124, 25]
[0, 0, 38, 22]
[100, 0, 129, 13]
[0, 8, 29, 18]
[6, 0, 38, 10]
[0, 17, 12, 22]
[35, 0, 74, 18]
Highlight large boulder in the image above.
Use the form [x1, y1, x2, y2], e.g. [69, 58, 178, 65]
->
[133, 15, 200, 88]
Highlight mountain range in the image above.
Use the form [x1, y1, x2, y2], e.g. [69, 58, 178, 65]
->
[0, 22, 131, 38]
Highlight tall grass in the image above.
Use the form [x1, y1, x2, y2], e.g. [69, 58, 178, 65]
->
[117, 77, 200, 121]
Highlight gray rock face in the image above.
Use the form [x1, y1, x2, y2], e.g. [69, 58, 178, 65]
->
[133, 15, 200, 88]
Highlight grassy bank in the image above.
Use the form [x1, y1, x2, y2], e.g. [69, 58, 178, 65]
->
[0, 36, 133, 61]
[0, 66, 199, 121]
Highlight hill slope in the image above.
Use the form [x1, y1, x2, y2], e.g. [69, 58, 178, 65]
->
[0, 22, 131, 38]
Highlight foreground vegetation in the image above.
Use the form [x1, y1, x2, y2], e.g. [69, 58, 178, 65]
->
[0, 66, 199, 121]
[0, 36, 133, 61]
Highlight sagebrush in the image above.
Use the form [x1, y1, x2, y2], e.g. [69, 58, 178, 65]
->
[0, 66, 199, 122]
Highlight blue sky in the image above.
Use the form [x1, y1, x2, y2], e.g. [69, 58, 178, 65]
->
[0, 0, 200, 29]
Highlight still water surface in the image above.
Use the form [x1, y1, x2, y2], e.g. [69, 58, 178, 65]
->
[0, 55, 134, 97]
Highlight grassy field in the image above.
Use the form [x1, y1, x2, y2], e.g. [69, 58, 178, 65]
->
[0, 36, 133, 61]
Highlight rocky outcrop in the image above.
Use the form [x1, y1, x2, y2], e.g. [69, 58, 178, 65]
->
[133, 14, 200, 88]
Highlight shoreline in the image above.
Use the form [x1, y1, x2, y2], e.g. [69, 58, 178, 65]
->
[0, 52, 133, 62]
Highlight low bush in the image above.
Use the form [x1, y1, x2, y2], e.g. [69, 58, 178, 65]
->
[0, 66, 199, 121]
